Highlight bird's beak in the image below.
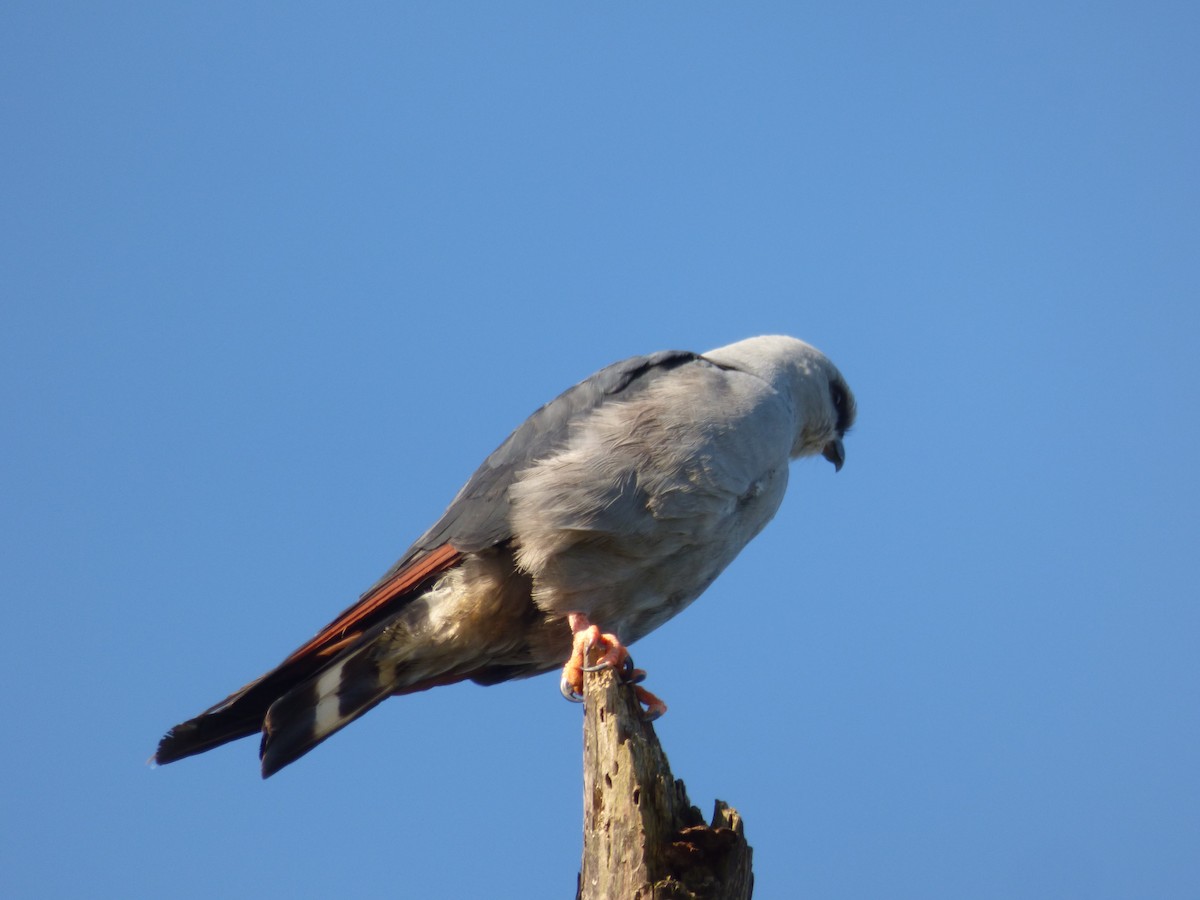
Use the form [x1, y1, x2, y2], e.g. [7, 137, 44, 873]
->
[822, 438, 845, 472]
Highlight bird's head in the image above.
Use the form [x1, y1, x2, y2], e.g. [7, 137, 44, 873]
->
[704, 334, 856, 470]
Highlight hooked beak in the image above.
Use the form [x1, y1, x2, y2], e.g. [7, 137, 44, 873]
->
[822, 438, 845, 472]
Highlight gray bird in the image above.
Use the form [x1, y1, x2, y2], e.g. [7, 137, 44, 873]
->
[154, 335, 856, 777]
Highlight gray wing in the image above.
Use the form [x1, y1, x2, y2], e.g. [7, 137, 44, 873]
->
[364, 349, 702, 592]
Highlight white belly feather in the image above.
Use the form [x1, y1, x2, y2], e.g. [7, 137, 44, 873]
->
[508, 362, 795, 642]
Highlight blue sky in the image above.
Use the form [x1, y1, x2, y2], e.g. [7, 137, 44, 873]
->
[2, 3, 1197, 897]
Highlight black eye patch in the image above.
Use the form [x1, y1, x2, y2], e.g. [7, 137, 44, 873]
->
[830, 381, 856, 434]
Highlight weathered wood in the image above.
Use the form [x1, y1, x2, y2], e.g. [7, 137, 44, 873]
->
[577, 662, 754, 900]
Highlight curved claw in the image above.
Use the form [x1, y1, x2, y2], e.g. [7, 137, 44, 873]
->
[582, 652, 636, 675]
[561, 613, 666, 716]
[634, 685, 667, 721]
[559, 676, 584, 703]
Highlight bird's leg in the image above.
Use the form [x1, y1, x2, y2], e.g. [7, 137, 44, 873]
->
[558, 613, 601, 703]
[558, 612, 668, 720]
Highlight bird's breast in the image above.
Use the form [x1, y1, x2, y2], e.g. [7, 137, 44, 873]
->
[508, 365, 795, 640]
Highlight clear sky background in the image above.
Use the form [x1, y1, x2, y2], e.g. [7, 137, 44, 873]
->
[2, 4, 1197, 898]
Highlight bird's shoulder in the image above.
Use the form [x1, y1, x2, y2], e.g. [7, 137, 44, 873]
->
[364, 349, 705, 590]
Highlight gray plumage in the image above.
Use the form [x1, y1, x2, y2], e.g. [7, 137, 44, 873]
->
[371, 349, 701, 579]
[154, 335, 855, 777]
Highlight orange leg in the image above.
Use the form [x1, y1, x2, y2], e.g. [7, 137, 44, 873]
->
[559, 612, 668, 720]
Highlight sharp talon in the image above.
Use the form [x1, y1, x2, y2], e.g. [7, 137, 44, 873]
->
[562, 615, 644, 705]
[559, 677, 584, 703]
[583, 654, 632, 673]
[633, 685, 667, 721]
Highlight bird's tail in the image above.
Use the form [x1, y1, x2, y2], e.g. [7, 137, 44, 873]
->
[258, 630, 471, 778]
[154, 669, 304, 767]
[153, 544, 464, 771]
[258, 640, 395, 777]
[153, 633, 406, 772]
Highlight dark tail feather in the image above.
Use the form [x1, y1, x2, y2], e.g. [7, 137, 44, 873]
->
[155, 676, 285, 766]
[258, 643, 405, 778]
[155, 708, 261, 766]
[153, 544, 464, 770]
[154, 647, 355, 766]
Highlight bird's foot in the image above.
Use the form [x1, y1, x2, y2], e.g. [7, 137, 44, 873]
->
[632, 685, 667, 722]
[559, 617, 608, 703]
[559, 613, 668, 720]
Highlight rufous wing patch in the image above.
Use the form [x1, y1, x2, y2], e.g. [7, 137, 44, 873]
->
[278, 542, 461, 667]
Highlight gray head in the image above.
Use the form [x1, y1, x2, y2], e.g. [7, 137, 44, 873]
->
[702, 335, 856, 469]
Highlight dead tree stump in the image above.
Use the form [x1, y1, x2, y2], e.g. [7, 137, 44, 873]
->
[576, 662, 754, 900]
